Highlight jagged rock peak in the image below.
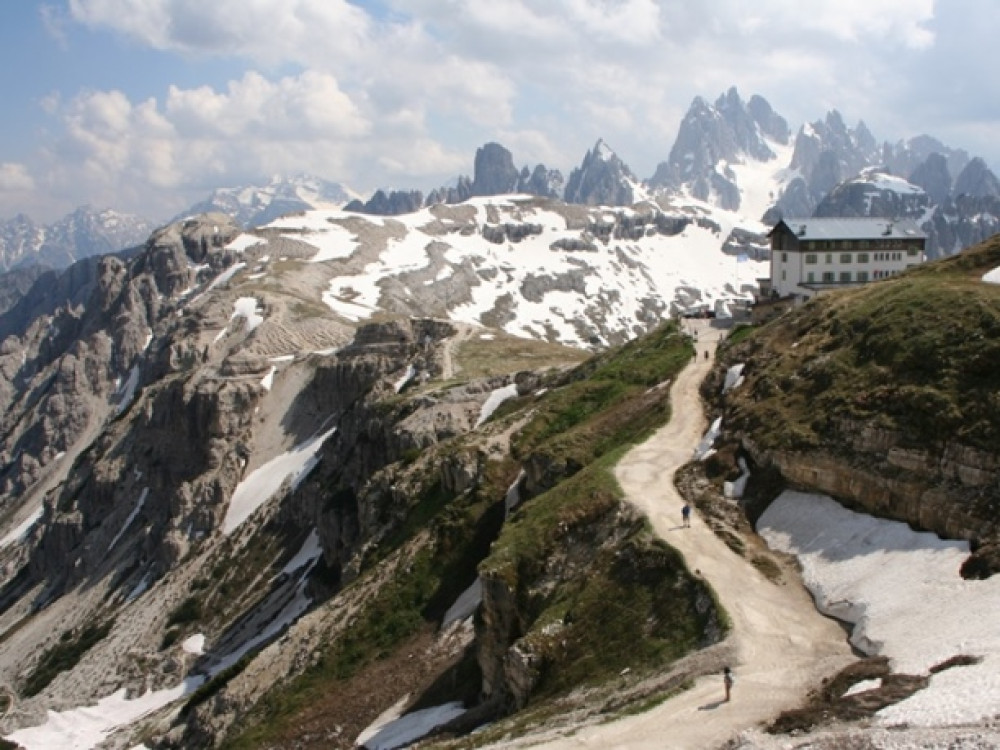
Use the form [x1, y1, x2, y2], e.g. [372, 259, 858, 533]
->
[648, 88, 785, 211]
[747, 94, 790, 145]
[908, 152, 953, 204]
[516, 164, 564, 199]
[563, 139, 638, 206]
[471, 142, 520, 196]
[883, 135, 969, 186]
[954, 157, 1000, 199]
[344, 189, 424, 216]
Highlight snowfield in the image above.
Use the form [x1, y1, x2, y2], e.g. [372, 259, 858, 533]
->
[759, 490, 1000, 728]
[267, 195, 769, 348]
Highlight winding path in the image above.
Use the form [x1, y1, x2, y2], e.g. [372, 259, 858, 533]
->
[533, 322, 854, 749]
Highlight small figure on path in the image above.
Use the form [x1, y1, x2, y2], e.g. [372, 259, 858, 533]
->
[681, 503, 691, 528]
[723, 666, 734, 702]
[703, 349, 709, 360]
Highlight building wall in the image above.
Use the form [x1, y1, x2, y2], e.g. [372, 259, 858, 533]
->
[770, 231, 923, 298]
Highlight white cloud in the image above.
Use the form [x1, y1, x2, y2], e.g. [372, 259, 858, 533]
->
[8, 0, 992, 221]
[0, 163, 36, 192]
[68, 0, 373, 66]
[164, 71, 369, 139]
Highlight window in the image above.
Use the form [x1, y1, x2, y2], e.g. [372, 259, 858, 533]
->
[822, 272, 835, 283]
[825, 253, 833, 264]
[840, 253, 852, 264]
[840, 272, 851, 283]
[781, 270, 786, 280]
[857, 253, 869, 263]
[907, 247, 919, 257]
[857, 271, 869, 282]
[807, 272, 815, 283]
[782, 252, 788, 262]
[805, 254, 817, 264]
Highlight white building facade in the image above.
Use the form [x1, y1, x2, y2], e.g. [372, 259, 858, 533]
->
[768, 218, 926, 300]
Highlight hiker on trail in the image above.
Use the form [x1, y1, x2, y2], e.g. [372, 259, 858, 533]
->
[723, 666, 734, 702]
[703, 349, 709, 360]
[681, 503, 691, 528]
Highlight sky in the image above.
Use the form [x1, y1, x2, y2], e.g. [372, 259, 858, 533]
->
[1, 0, 999, 223]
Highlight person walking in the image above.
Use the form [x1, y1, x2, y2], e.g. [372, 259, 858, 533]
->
[723, 666, 734, 702]
[681, 503, 692, 528]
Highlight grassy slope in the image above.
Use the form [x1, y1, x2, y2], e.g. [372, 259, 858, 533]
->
[219, 321, 724, 747]
[725, 236, 1000, 454]
[481, 324, 720, 701]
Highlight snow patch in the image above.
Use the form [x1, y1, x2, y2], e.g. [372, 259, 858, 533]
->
[475, 383, 519, 428]
[232, 297, 264, 332]
[722, 363, 745, 393]
[107, 487, 149, 551]
[276, 529, 323, 579]
[5, 677, 205, 750]
[443, 578, 483, 628]
[693, 416, 722, 460]
[357, 702, 466, 750]
[116, 365, 141, 416]
[393, 364, 417, 394]
[982, 266, 1000, 285]
[0, 504, 44, 547]
[182, 634, 206, 655]
[227, 234, 266, 253]
[260, 366, 277, 391]
[222, 427, 337, 535]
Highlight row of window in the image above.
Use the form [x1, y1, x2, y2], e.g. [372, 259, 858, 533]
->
[790, 269, 901, 283]
[796, 251, 910, 265]
[802, 239, 919, 251]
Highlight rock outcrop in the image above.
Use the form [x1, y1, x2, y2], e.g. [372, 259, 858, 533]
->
[564, 139, 638, 206]
[649, 88, 789, 213]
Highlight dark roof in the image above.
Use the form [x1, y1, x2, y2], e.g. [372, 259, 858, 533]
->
[771, 217, 926, 241]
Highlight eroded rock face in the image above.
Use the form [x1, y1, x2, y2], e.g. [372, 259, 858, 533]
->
[0, 215, 242, 513]
[742, 423, 999, 543]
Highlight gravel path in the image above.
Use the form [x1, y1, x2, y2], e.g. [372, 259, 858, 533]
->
[529, 321, 854, 749]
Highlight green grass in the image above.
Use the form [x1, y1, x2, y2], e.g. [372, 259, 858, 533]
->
[483, 451, 725, 701]
[727, 237, 1000, 453]
[513, 323, 693, 474]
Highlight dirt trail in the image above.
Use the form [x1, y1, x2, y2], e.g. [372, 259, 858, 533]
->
[531, 321, 854, 749]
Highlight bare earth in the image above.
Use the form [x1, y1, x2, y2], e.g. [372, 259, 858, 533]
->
[528, 322, 854, 749]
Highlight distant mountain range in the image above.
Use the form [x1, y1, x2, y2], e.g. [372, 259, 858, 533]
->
[4, 87, 1000, 277]
[0, 206, 153, 273]
[178, 173, 357, 228]
[342, 88, 1000, 259]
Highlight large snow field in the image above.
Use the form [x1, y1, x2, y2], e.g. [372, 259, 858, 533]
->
[759, 490, 1000, 727]
[304, 196, 766, 347]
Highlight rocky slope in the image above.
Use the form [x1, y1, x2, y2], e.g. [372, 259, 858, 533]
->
[0, 202, 734, 749]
